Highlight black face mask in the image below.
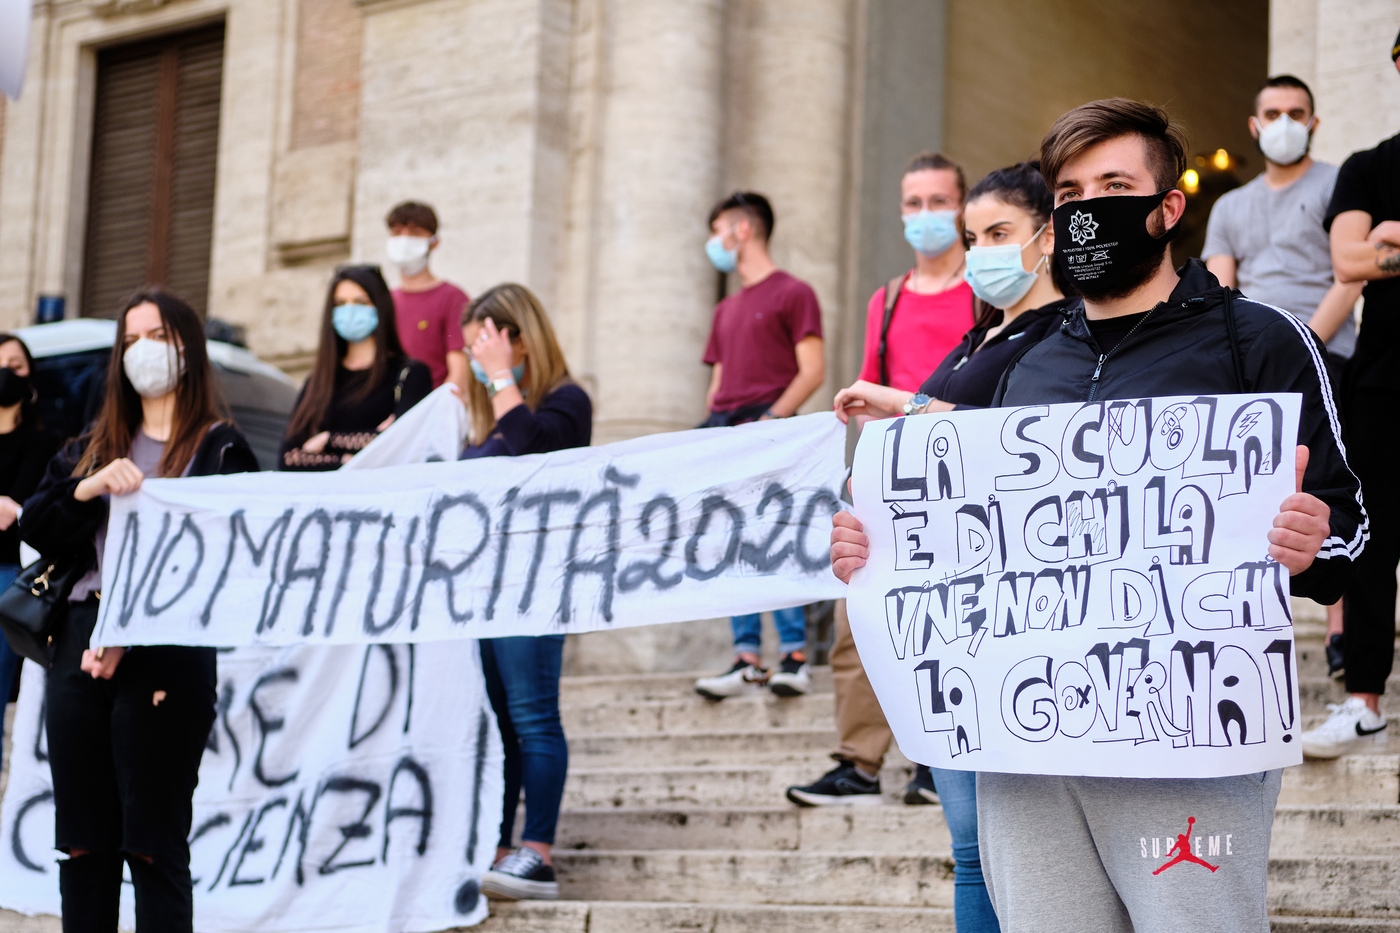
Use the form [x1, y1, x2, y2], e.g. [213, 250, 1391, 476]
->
[0, 368, 29, 407]
[1053, 191, 1180, 301]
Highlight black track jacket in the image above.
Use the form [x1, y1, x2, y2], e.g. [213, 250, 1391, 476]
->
[993, 259, 1365, 604]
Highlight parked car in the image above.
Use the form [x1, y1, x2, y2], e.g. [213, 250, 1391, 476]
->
[13, 318, 298, 470]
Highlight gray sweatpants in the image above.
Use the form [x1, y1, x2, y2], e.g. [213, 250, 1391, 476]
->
[977, 770, 1282, 933]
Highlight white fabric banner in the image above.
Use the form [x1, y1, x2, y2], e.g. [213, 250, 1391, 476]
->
[0, 643, 504, 931]
[846, 394, 1305, 779]
[343, 384, 469, 471]
[91, 414, 846, 648]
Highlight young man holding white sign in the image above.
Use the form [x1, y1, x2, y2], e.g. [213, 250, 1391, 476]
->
[832, 99, 1363, 932]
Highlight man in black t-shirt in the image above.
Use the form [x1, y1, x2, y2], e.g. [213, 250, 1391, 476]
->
[1304, 31, 1400, 759]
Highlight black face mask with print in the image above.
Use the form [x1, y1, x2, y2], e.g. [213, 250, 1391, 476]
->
[0, 368, 30, 407]
[1053, 191, 1181, 301]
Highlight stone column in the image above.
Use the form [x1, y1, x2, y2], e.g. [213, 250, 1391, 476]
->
[722, 0, 854, 408]
[584, 0, 726, 443]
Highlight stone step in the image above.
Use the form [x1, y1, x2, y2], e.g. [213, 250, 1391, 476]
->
[555, 804, 949, 854]
[560, 669, 834, 707]
[563, 763, 918, 810]
[568, 728, 853, 768]
[554, 850, 954, 908]
[1271, 806, 1400, 856]
[1269, 855, 1400, 918]
[1281, 750, 1398, 807]
[555, 801, 1400, 858]
[561, 692, 834, 736]
[1296, 641, 1400, 683]
[477, 901, 956, 932]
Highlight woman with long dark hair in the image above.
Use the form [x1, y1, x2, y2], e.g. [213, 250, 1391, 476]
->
[279, 264, 431, 470]
[0, 333, 61, 766]
[460, 283, 591, 902]
[809, 163, 1069, 933]
[20, 290, 258, 931]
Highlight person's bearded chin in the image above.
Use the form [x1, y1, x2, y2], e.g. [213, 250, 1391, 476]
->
[1077, 204, 1172, 303]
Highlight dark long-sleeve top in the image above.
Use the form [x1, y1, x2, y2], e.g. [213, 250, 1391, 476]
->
[0, 419, 61, 566]
[917, 297, 1073, 409]
[279, 356, 432, 471]
[20, 422, 259, 577]
[460, 383, 593, 459]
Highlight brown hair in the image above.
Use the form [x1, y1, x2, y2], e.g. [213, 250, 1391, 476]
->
[462, 283, 572, 446]
[385, 201, 439, 235]
[284, 265, 404, 446]
[903, 151, 967, 203]
[707, 191, 775, 242]
[75, 289, 226, 478]
[1039, 98, 1187, 192]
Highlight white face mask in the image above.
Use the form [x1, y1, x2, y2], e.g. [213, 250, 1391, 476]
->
[1254, 114, 1312, 166]
[123, 337, 185, 399]
[386, 235, 433, 276]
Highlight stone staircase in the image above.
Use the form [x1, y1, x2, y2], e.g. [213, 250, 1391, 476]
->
[477, 631, 1400, 932]
[1, 631, 1395, 932]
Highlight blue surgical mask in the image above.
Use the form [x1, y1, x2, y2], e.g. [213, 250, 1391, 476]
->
[705, 235, 738, 273]
[964, 223, 1048, 309]
[902, 209, 960, 257]
[332, 302, 379, 342]
[470, 358, 526, 386]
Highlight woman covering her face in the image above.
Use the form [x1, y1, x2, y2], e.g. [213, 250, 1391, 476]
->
[19, 290, 259, 931]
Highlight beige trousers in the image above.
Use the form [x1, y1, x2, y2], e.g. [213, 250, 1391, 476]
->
[830, 599, 894, 773]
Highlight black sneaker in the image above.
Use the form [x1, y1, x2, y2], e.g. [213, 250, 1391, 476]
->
[903, 764, 939, 805]
[786, 761, 882, 807]
[481, 847, 558, 900]
[1326, 633, 1345, 681]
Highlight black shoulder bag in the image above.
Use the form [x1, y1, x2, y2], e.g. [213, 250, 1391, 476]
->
[0, 558, 83, 667]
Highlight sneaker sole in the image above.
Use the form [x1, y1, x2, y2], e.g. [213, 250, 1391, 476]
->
[769, 682, 809, 698]
[481, 873, 560, 900]
[786, 787, 883, 807]
[903, 788, 940, 805]
[1302, 729, 1388, 759]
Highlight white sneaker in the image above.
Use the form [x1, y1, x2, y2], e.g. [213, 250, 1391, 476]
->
[768, 653, 811, 697]
[695, 659, 768, 700]
[1300, 696, 1387, 759]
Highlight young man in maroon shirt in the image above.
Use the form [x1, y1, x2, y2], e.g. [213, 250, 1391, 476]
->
[385, 201, 470, 395]
[693, 191, 826, 701]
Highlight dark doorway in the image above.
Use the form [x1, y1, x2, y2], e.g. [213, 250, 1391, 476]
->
[81, 23, 225, 319]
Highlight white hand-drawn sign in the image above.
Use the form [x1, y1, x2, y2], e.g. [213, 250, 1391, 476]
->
[92, 414, 845, 648]
[0, 644, 503, 931]
[846, 394, 1304, 779]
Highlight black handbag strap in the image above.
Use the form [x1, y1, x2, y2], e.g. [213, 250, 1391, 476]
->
[877, 273, 906, 387]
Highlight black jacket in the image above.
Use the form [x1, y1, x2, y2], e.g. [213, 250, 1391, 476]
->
[20, 422, 259, 572]
[993, 259, 1365, 604]
[919, 297, 1073, 409]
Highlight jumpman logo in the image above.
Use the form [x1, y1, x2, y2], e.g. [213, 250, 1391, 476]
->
[1152, 817, 1219, 875]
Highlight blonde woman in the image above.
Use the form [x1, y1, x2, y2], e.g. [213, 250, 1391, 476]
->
[460, 283, 591, 901]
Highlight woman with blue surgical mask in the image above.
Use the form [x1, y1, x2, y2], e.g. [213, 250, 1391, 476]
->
[854, 151, 975, 392]
[826, 165, 1070, 933]
[279, 264, 432, 470]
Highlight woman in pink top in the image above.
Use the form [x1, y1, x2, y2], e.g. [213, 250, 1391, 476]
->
[857, 152, 975, 391]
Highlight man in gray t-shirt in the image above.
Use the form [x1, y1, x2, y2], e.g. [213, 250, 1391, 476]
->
[1203, 75, 1362, 369]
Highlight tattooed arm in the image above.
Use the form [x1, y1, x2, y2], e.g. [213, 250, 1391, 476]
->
[1331, 210, 1400, 283]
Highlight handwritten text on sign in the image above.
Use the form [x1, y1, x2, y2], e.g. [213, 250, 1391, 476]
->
[93, 415, 845, 648]
[0, 644, 504, 931]
[846, 395, 1304, 778]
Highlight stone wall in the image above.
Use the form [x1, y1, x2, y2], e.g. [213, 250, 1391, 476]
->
[1270, 0, 1400, 164]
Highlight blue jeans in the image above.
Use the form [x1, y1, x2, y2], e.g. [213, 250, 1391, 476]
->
[929, 767, 1000, 933]
[0, 564, 20, 768]
[731, 606, 806, 657]
[480, 635, 568, 847]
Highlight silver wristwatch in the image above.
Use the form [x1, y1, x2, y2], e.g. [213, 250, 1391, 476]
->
[903, 393, 932, 416]
[486, 376, 516, 398]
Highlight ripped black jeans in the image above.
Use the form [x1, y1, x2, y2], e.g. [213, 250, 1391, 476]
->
[45, 599, 216, 932]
